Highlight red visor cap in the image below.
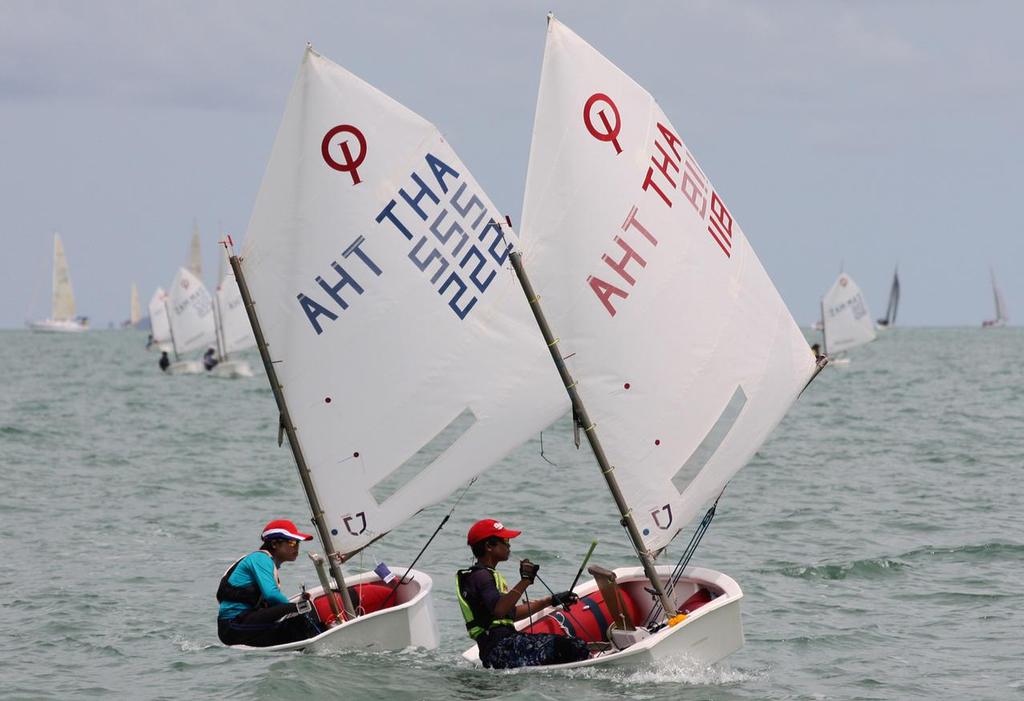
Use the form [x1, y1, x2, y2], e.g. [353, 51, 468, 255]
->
[467, 518, 522, 546]
[261, 519, 314, 541]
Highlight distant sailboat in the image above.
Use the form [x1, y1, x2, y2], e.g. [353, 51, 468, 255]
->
[147, 288, 173, 352]
[875, 267, 900, 329]
[982, 268, 1008, 328]
[124, 283, 142, 327]
[162, 267, 216, 374]
[208, 261, 256, 378]
[821, 273, 876, 363]
[187, 220, 202, 279]
[29, 233, 88, 332]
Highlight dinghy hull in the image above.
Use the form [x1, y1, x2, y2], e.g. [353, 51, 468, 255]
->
[28, 319, 88, 333]
[208, 360, 254, 379]
[461, 565, 743, 670]
[167, 360, 204, 375]
[230, 568, 439, 653]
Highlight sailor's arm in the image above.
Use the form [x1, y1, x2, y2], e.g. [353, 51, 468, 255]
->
[251, 554, 291, 606]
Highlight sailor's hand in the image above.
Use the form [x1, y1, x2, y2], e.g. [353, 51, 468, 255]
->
[550, 591, 578, 609]
[519, 559, 539, 584]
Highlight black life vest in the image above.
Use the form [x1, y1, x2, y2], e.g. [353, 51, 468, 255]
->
[216, 550, 275, 609]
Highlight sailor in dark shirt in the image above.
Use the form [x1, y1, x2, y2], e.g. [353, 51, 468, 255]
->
[456, 518, 589, 669]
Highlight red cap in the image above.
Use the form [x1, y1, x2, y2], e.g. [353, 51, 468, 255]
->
[261, 519, 314, 541]
[467, 518, 521, 546]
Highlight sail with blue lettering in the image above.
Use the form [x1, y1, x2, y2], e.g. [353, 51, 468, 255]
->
[167, 267, 216, 355]
[238, 47, 565, 556]
[821, 272, 877, 353]
[518, 18, 817, 553]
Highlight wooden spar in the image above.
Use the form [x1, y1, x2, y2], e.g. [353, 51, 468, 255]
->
[212, 288, 228, 361]
[228, 252, 354, 621]
[509, 250, 676, 617]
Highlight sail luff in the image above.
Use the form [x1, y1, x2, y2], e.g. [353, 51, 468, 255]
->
[51, 233, 76, 321]
[230, 252, 354, 620]
[510, 250, 675, 615]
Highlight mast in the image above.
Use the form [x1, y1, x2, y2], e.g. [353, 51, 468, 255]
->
[509, 250, 676, 617]
[163, 295, 181, 361]
[820, 299, 828, 355]
[212, 287, 228, 361]
[229, 250, 353, 620]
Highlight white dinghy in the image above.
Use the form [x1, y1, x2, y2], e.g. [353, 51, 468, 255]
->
[208, 262, 255, 378]
[164, 267, 216, 374]
[821, 272, 877, 365]
[982, 268, 1008, 328]
[29, 233, 88, 332]
[147, 288, 173, 352]
[225, 45, 566, 654]
[463, 16, 823, 670]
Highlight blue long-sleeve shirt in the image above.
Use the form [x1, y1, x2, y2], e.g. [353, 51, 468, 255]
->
[217, 551, 291, 620]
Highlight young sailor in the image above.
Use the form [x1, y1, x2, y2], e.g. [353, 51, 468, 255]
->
[456, 518, 589, 669]
[158, 351, 170, 372]
[202, 347, 219, 372]
[216, 519, 321, 647]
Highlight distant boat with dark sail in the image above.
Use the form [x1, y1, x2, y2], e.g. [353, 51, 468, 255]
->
[982, 268, 1008, 328]
[876, 267, 900, 329]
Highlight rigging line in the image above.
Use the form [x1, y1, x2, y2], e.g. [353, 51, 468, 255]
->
[539, 430, 557, 467]
[379, 476, 479, 609]
[534, 572, 590, 636]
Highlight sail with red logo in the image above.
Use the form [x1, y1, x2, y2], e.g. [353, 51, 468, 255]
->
[231, 45, 567, 654]
[463, 15, 822, 670]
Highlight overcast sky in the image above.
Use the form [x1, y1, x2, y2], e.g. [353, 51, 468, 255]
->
[2, 1, 1021, 328]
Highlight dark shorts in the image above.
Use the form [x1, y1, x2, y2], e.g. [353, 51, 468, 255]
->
[482, 632, 589, 669]
[218, 603, 321, 648]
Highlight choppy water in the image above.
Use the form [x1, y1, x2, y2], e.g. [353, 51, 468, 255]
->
[1, 328, 1021, 700]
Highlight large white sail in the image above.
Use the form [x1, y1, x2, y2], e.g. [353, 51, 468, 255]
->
[129, 283, 142, 326]
[188, 221, 202, 279]
[51, 233, 76, 321]
[167, 267, 216, 354]
[239, 47, 565, 556]
[214, 270, 255, 355]
[518, 18, 817, 553]
[822, 273, 877, 354]
[148, 287, 173, 352]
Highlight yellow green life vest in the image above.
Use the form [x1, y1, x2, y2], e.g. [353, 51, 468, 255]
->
[456, 565, 515, 639]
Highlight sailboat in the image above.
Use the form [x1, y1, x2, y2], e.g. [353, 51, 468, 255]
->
[223, 45, 567, 653]
[820, 272, 877, 364]
[982, 268, 1008, 327]
[162, 267, 216, 374]
[147, 288, 173, 352]
[875, 267, 900, 329]
[462, 17, 823, 669]
[124, 283, 142, 328]
[208, 264, 256, 378]
[187, 220, 202, 279]
[29, 233, 88, 332]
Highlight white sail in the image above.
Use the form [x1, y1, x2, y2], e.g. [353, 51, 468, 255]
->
[821, 272, 877, 354]
[167, 267, 216, 354]
[129, 283, 142, 326]
[519, 18, 817, 553]
[214, 270, 255, 356]
[51, 233, 76, 321]
[188, 220, 202, 279]
[148, 287, 173, 352]
[239, 47, 566, 556]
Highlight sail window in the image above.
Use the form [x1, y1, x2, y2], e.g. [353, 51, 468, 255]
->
[369, 407, 477, 505]
[671, 386, 747, 493]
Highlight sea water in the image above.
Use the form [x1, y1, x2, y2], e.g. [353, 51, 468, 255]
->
[0, 328, 1021, 700]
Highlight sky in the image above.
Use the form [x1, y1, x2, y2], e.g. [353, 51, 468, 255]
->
[2, 0, 1021, 328]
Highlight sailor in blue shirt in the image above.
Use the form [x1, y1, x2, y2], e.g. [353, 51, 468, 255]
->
[217, 519, 321, 647]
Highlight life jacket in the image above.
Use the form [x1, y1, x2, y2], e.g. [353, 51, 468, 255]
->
[216, 550, 277, 609]
[455, 565, 515, 640]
